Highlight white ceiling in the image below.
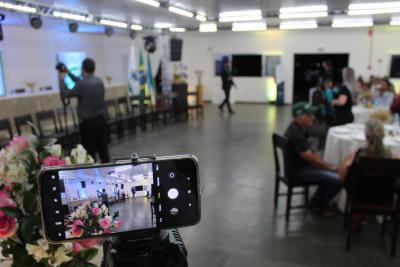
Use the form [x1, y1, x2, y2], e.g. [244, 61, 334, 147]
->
[0, 0, 396, 32]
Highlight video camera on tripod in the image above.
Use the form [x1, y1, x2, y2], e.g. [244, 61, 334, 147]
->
[38, 154, 201, 266]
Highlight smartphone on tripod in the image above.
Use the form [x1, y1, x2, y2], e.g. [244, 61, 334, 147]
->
[38, 154, 201, 243]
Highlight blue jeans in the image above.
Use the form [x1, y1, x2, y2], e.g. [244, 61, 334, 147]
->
[297, 167, 342, 207]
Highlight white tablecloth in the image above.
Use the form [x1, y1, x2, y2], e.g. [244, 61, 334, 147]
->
[323, 123, 400, 211]
[323, 123, 400, 165]
[352, 106, 375, 124]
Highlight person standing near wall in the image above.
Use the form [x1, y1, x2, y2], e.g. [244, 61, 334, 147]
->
[219, 61, 236, 114]
[58, 58, 110, 163]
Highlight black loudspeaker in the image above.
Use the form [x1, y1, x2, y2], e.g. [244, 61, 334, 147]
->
[30, 16, 42, 29]
[69, 22, 78, 33]
[144, 36, 156, 53]
[105, 27, 113, 37]
[121, 184, 124, 189]
[80, 181, 86, 188]
[170, 38, 183, 62]
[129, 30, 137, 40]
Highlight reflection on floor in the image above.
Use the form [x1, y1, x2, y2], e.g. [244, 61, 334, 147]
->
[108, 197, 154, 232]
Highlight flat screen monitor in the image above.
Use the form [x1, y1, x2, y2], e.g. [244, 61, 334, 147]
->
[232, 54, 262, 77]
[0, 52, 6, 96]
[57, 52, 86, 90]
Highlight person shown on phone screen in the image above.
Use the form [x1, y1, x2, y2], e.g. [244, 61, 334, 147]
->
[219, 60, 236, 114]
[58, 58, 110, 163]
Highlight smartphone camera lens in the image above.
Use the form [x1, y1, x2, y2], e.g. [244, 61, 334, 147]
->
[168, 172, 176, 179]
[168, 188, 179, 200]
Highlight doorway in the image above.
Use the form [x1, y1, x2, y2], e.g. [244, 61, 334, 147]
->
[293, 54, 349, 103]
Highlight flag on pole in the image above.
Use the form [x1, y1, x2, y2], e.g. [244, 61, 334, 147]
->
[138, 50, 146, 100]
[127, 46, 139, 95]
[146, 52, 156, 105]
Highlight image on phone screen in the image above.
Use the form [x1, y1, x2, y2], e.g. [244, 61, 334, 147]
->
[40, 157, 199, 242]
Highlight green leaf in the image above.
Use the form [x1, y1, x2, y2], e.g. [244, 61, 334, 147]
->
[79, 248, 98, 261]
[27, 135, 39, 149]
[41, 138, 57, 148]
[0, 207, 23, 218]
[23, 191, 37, 214]
[20, 216, 37, 242]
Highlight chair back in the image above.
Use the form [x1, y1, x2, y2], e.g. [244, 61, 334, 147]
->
[105, 99, 119, 120]
[272, 133, 291, 182]
[56, 107, 78, 133]
[347, 156, 400, 207]
[116, 97, 131, 116]
[0, 119, 13, 147]
[14, 114, 33, 136]
[36, 110, 59, 136]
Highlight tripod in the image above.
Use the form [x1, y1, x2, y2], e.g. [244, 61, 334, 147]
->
[101, 229, 188, 267]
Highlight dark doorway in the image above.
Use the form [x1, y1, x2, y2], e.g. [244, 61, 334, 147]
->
[293, 54, 349, 103]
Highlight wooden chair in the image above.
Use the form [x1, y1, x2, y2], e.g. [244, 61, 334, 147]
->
[0, 119, 13, 148]
[14, 114, 34, 136]
[272, 133, 325, 221]
[344, 156, 400, 257]
[105, 99, 124, 140]
[116, 96, 138, 134]
[35, 110, 67, 143]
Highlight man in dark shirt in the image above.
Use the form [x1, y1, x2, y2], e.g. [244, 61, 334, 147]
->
[219, 61, 236, 114]
[59, 58, 110, 163]
[284, 102, 342, 207]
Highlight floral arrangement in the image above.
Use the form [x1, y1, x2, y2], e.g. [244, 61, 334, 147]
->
[370, 109, 392, 123]
[65, 201, 122, 239]
[0, 130, 100, 267]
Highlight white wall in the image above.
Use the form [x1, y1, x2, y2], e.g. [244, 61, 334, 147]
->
[180, 26, 400, 104]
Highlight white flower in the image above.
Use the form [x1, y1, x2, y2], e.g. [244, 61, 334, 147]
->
[64, 156, 72, 165]
[48, 246, 72, 267]
[26, 239, 50, 262]
[62, 242, 73, 254]
[49, 144, 62, 157]
[71, 145, 89, 164]
[5, 160, 28, 184]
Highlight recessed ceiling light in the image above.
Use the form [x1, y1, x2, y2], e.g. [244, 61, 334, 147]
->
[131, 24, 143, 31]
[154, 22, 174, 28]
[53, 11, 88, 22]
[232, 22, 267, 32]
[196, 14, 207, 22]
[348, 1, 400, 15]
[280, 20, 318, 30]
[218, 9, 262, 22]
[169, 27, 186, 32]
[199, 23, 217, 32]
[332, 17, 374, 28]
[0, 1, 36, 13]
[279, 5, 328, 14]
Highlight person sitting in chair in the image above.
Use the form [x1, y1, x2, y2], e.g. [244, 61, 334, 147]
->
[284, 101, 342, 208]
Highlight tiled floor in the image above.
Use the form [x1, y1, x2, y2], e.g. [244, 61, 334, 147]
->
[105, 104, 400, 267]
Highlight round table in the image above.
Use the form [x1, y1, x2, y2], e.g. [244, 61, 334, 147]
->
[323, 123, 400, 211]
[352, 106, 374, 124]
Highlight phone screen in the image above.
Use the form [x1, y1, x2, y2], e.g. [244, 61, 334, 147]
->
[39, 157, 200, 242]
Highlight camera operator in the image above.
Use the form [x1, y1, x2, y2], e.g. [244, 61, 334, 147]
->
[57, 58, 110, 163]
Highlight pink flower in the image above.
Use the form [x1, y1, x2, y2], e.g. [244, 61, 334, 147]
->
[71, 225, 83, 238]
[0, 190, 16, 217]
[7, 136, 29, 154]
[91, 207, 101, 216]
[73, 220, 83, 227]
[99, 218, 110, 230]
[114, 220, 122, 229]
[42, 156, 66, 167]
[0, 215, 18, 238]
[72, 239, 99, 253]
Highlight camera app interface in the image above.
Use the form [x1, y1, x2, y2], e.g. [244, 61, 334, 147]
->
[42, 159, 198, 241]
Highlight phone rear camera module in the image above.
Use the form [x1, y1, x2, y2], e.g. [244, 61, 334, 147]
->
[168, 172, 176, 179]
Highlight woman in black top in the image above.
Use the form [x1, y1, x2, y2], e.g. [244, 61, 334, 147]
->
[331, 86, 354, 126]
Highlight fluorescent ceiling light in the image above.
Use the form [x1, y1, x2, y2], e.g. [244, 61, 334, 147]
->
[232, 22, 267, 31]
[154, 22, 174, 28]
[99, 19, 128, 28]
[199, 23, 217, 32]
[131, 24, 143, 31]
[168, 6, 193, 17]
[196, 14, 207, 22]
[348, 1, 400, 15]
[169, 27, 186, 32]
[390, 16, 400, 25]
[279, 11, 328, 19]
[280, 20, 318, 30]
[348, 8, 400, 15]
[0, 2, 36, 13]
[218, 9, 262, 22]
[135, 0, 160, 7]
[332, 17, 373, 28]
[53, 11, 87, 21]
[280, 5, 328, 13]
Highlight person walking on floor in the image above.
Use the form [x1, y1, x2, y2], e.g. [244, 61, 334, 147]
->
[58, 58, 110, 163]
[219, 60, 236, 114]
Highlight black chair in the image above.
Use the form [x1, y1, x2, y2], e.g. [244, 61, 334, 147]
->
[105, 99, 124, 140]
[116, 96, 138, 134]
[272, 133, 325, 221]
[0, 119, 13, 148]
[129, 95, 154, 131]
[36, 110, 67, 143]
[56, 107, 80, 149]
[14, 114, 34, 136]
[344, 156, 400, 257]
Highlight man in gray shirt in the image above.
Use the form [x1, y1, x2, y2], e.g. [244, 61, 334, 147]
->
[58, 58, 110, 163]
